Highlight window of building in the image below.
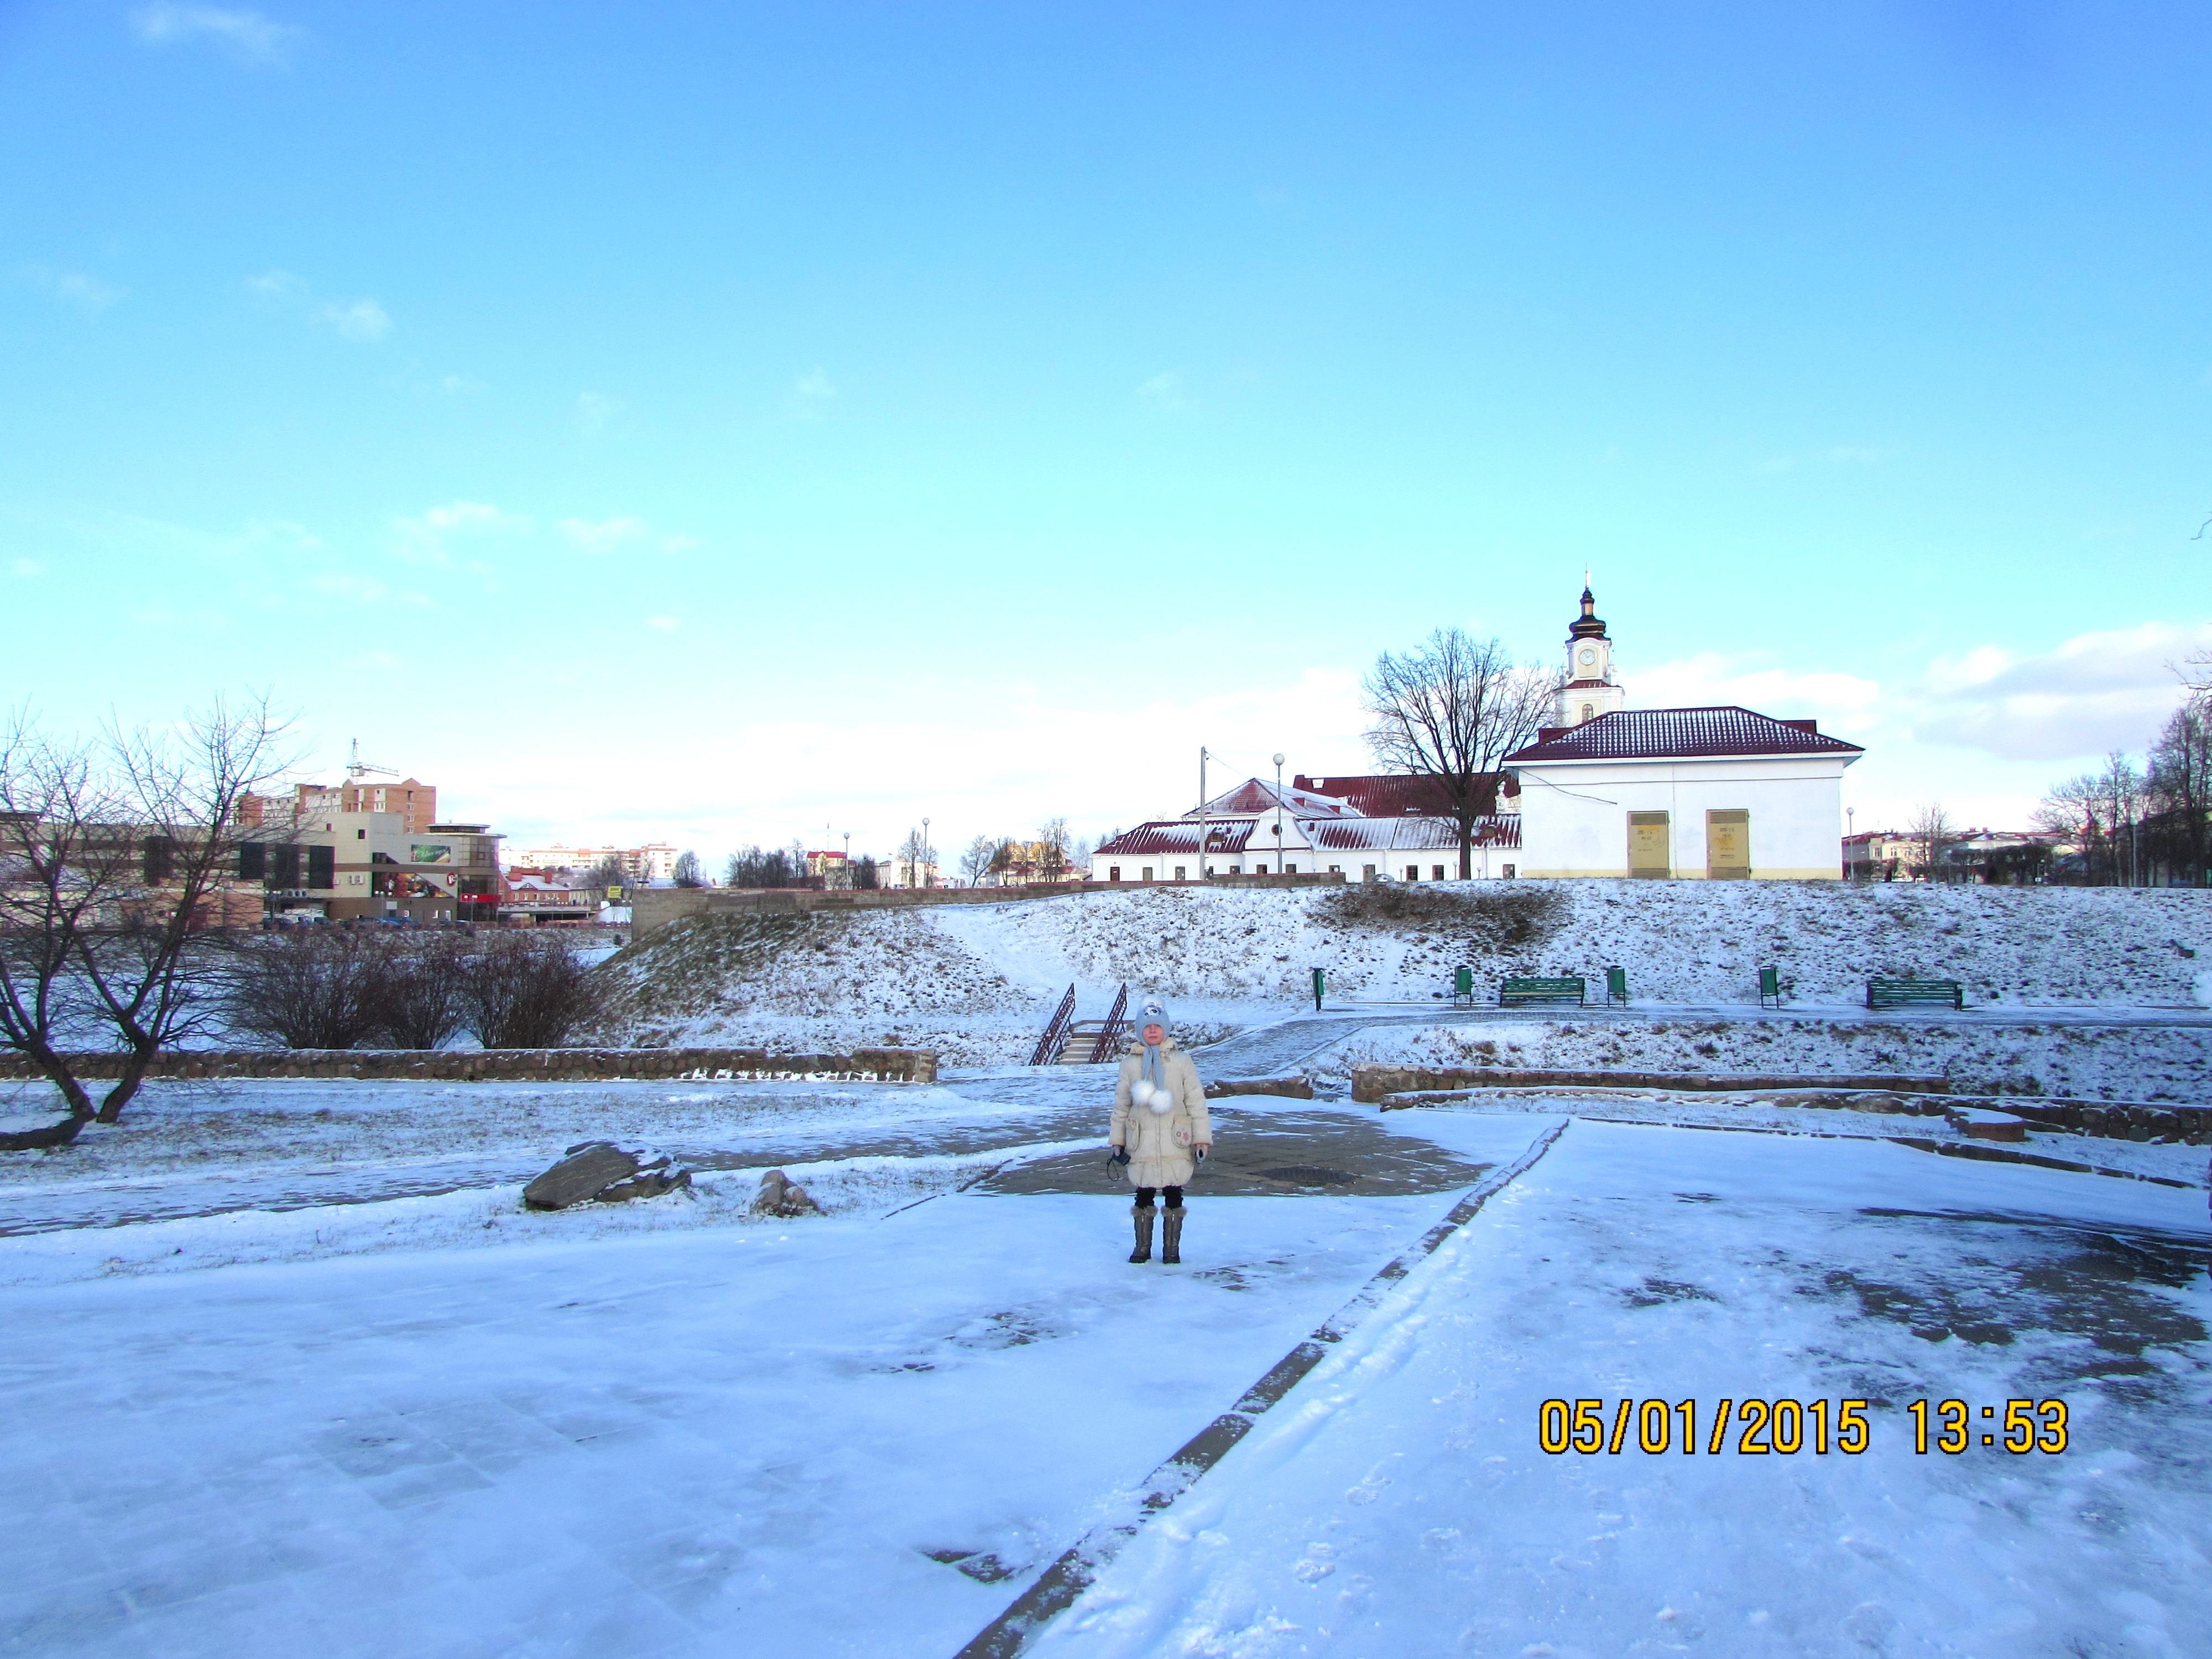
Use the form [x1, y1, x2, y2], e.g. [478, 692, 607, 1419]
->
[1108, 865, 1121, 881]
[1502, 863, 1516, 878]
[356, 828, 366, 839]
[1362, 864, 1376, 880]
[1173, 865, 1186, 880]
[1284, 862, 1296, 874]
[1433, 865, 1446, 881]
[1405, 864, 1418, 881]
[1140, 867, 1152, 881]
[1328, 864, 1342, 874]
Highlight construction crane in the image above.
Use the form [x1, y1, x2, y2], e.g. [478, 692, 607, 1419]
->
[345, 739, 401, 780]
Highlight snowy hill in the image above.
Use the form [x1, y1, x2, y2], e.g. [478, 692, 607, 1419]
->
[591, 881, 2212, 1063]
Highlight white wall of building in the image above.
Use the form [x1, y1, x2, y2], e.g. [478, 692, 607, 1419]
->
[1514, 755, 1853, 879]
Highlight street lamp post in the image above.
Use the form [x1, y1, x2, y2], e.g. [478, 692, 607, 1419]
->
[1272, 752, 1286, 875]
[922, 816, 931, 889]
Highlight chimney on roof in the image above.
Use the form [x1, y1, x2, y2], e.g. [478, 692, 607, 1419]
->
[1780, 719, 1819, 734]
[1537, 727, 1567, 743]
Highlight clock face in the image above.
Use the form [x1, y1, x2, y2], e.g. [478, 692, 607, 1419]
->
[1578, 648, 1597, 667]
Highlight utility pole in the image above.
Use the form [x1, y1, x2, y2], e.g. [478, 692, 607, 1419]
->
[1198, 746, 1210, 882]
[922, 816, 931, 888]
[1272, 752, 1286, 875]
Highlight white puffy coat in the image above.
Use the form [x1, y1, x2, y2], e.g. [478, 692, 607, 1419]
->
[1110, 1040, 1212, 1189]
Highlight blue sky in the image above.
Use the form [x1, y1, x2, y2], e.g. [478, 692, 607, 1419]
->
[4, 2, 2208, 863]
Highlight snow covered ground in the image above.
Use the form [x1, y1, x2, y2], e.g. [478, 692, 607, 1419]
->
[1311, 1014, 2212, 1103]
[1036, 1119, 2212, 1659]
[2, 1058, 2207, 1658]
[588, 882, 2212, 1067]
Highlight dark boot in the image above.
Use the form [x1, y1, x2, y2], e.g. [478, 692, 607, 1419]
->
[1161, 1206, 1185, 1265]
[1129, 1205, 1155, 1264]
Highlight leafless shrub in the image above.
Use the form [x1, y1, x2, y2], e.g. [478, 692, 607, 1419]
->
[221, 930, 392, 1050]
[460, 933, 603, 1049]
[1314, 882, 1567, 951]
[373, 933, 467, 1050]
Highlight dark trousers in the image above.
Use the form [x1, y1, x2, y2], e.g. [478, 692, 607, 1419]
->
[1134, 1186, 1185, 1210]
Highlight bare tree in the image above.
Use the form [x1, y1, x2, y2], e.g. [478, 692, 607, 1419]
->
[1037, 817, 1072, 881]
[2147, 695, 2211, 885]
[671, 849, 703, 888]
[458, 933, 604, 1048]
[0, 697, 294, 1144]
[1363, 630, 1557, 879]
[1905, 801, 1958, 882]
[895, 826, 936, 888]
[959, 834, 1003, 886]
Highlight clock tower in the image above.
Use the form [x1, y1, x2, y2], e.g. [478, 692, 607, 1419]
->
[1559, 585, 1626, 728]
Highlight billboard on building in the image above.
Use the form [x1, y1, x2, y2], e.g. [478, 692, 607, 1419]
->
[411, 844, 452, 864]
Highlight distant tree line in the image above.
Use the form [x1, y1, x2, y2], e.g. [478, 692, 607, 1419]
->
[2036, 688, 2211, 886]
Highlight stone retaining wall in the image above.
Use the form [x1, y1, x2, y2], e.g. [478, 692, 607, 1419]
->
[0, 1047, 938, 1084]
[1348, 1065, 1951, 1103]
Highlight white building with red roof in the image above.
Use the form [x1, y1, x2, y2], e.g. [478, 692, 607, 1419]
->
[1504, 705, 1863, 879]
[1088, 775, 1519, 884]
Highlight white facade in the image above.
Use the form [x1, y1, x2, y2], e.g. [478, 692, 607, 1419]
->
[1087, 778, 1520, 883]
[1513, 749, 1856, 880]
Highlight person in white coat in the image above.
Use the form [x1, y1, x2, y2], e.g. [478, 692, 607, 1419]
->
[1108, 999, 1212, 1264]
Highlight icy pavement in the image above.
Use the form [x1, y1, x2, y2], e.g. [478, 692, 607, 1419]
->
[0, 1078, 1112, 1237]
[3, 1068, 2209, 1658]
[1031, 1119, 2212, 1659]
[0, 1124, 1551, 1659]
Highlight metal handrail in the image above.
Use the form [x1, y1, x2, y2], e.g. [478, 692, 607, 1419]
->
[1087, 983, 1130, 1062]
[1028, 984, 1077, 1067]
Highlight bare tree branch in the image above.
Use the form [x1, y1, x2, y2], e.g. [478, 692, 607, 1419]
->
[1362, 629, 1557, 878]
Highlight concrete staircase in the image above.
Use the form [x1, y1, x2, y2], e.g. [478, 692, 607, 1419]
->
[1053, 1021, 1126, 1065]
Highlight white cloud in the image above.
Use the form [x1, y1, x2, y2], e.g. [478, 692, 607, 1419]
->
[1137, 370, 1192, 413]
[645, 615, 679, 633]
[320, 299, 390, 342]
[1633, 651, 1882, 737]
[9, 558, 46, 578]
[24, 267, 126, 311]
[244, 268, 301, 298]
[576, 391, 624, 435]
[393, 502, 529, 567]
[1909, 621, 2212, 760]
[131, 6, 300, 67]
[558, 517, 650, 554]
[1637, 619, 2211, 773]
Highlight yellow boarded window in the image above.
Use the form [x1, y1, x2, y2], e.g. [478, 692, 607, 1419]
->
[1627, 811, 1670, 877]
[1707, 809, 1750, 879]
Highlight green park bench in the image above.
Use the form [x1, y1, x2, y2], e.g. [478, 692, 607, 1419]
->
[1453, 966, 1475, 1009]
[1759, 966, 1784, 1009]
[1501, 975, 1587, 1008]
[1866, 978, 1964, 1010]
[1605, 966, 1628, 1005]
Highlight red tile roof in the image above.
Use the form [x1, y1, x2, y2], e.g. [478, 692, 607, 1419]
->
[1504, 707, 1865, 763]
[1294, 773, 1519, 813]
[1301, 815, 1520, 852]
[1096, 822, 1255, 857]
